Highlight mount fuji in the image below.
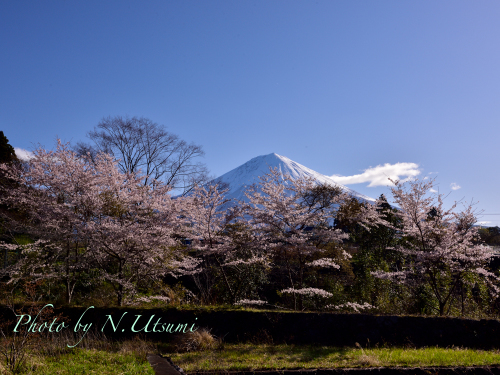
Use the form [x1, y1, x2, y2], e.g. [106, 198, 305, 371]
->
[208, 153, 375, 203]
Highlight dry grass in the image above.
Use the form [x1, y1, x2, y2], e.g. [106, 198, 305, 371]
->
[354, 342, 380, 366]
[355, 353, 380, 366]
[119, 336, 156, 361]
[176, 328, 222, 352]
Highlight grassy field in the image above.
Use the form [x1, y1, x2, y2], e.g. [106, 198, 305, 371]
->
[0, 348, 154, 375]
[167, 344, 500, 372]
[2, 343, 500, 374]
[3, 333, 500, 374]
[0, 334, 156, 375]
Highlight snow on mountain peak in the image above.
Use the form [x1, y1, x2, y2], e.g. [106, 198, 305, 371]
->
[209, 153, 375, 203]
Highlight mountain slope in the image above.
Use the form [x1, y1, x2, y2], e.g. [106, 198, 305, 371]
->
[209, 153, 375, 203]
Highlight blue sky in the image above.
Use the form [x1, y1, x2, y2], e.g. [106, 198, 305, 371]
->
[2, 1, 500, 225]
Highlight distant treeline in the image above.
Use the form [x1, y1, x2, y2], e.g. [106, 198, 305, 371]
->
[1, 128, 500, 319]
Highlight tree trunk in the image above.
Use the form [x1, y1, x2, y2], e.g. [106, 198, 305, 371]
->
[65, 241, 71, 304]
[117, 262, 123, 306]
[215, 255, 235, 303]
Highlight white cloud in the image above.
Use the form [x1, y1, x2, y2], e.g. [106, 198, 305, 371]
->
[477, 221, 491, 226]
[450, 183, 461, 191]
[14, 147, 33, 161]
[430, 188, 438, 193]
[330, 162, 420, 187]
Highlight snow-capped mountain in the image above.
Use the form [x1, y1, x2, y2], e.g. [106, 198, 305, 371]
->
[209, 153, 375, 203]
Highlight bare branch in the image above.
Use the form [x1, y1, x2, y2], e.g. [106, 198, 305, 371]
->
[75, 116, 209, 194]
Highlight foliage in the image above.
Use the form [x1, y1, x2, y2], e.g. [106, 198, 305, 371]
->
[184, 184, 268, 304]
[478, 226, 500, 247]
[372, 179, 499, 315]
[244, 168, 374, 310]
[347, 195, 405, 311]
[0, 131, 17, 165]
[0, 140, 190, 306]
[0, 138, 498, 318]
[0, 131, 22, 249]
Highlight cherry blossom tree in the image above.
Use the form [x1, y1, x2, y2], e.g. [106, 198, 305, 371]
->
[83, 155, 184, 306]
[372, 178, 499, 315]
[184, 184, 267, 304]
[0, 141, 186, 305]
[244, 168, 354, 309]
[0, 141, 101, 303]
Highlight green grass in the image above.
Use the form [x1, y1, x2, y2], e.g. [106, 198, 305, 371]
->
[0, 335, 156, 375]
[167, 344, 500, 371]
[5, 340, 500, 374]
[9, 348, 154, 375]
[39, 349, 154, 374]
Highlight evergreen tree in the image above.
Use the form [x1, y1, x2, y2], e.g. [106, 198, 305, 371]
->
[348, 194, 405, 311]
[0, 131, 20, 267]
[0, 131, 17, 164]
